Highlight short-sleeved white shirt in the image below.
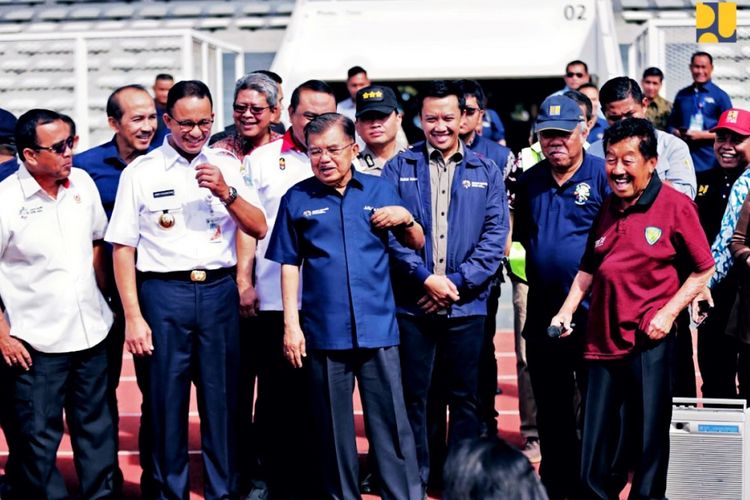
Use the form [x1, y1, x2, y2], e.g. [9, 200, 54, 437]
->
[105, 140, 264, 272]
[245, 132, 313, 311]
[0, 165, 113, 353]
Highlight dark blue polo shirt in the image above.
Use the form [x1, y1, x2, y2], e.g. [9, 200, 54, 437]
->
[466, 133, 511, 173]
[668, 80, 732, 173]
[0, 157, 18, 182]
[74, 137, 152, 219]
[266, 168, 404, 350]
[513, 152, 610, 334]
[589, 117, 608, 143]
[153, 104, 169, 147]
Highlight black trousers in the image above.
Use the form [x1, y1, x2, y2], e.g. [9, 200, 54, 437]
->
[8, 340, 117, 500]
[526, 333, 586, 500]
[581, 335, 675, 500]
[251, 311, 319, 499]
[105, 314, 125, 497]
[308, 347, 421, 500]
[397, 314, 485, 487]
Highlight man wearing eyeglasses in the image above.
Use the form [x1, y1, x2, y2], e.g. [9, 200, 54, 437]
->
[73, 83, 157, 496]
[211, 73, 281, 163]
[106, 80, 267, 499]
[0, 109, 117, 499]
[381, 80, 509, 494]
[267, 112, 423, 500]
[239, 79, 336, 499]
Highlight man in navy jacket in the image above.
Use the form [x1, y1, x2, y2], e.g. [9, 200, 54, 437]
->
[382, 80, 509, 492]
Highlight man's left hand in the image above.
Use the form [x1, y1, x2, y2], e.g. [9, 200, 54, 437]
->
[195, 163, 230, 200]
[238, 281, 259, 318]
[645, 308, 676, 340]
[370, 206, 412, 229]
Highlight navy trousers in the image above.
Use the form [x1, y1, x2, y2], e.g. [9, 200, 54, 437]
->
[397, 314, 485, 487]
[581, 335, 675, 500]
[308, 347, 421, 500]
[8, 340, 116, 500]
[136, 275, 240, 500]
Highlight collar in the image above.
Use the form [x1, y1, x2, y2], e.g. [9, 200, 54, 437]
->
[311, 164, 364, 194]
[692, 80, 714, 93]
[161, 138, 211, 170]
[18, 162, 72, 200]
[280, 129, 307, 154]
[426, 140, 464, 164]
[613, 172, 662, 214]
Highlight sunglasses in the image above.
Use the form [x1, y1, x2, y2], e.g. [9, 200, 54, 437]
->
[34, 136, 76, 155]
[463, 106, 481, 117]
[566, 72, 586, 78]
[233, 104, 271, 115]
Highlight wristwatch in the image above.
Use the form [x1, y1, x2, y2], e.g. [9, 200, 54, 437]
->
[221, 186, 238, 207]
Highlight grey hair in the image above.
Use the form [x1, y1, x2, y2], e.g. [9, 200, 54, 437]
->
[234, 72, 278, 108]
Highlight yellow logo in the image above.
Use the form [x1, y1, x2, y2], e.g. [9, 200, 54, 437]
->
[727, 110, 739, 123]
[549, 105, 561, 116]
[645, 226, 663, 246]
[362, 90, 383, 100]
[696, 2, 736, 43]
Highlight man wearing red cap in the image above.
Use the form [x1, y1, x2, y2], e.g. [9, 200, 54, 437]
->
[695, 108, 750, 398]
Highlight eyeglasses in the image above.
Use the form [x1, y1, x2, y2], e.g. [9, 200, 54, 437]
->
[34, 136, 76, 155]
[308, 143, 355, 158]
[566, 72, 586, 78]
[169, 116, 214, 132]
[463, 106, 481, 117]
[233, 104, 271, 115]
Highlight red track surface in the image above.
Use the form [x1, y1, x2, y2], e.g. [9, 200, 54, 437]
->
[0, 328, 681, 499]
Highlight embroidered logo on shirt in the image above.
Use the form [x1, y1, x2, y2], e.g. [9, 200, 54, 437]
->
[645, 226, 663, 245]
[302, 207, 329, 217]
[73, 193, 81, 203]
[19, 206, 43, 219]
[462, 180, 488, 189]
[698, 184, 709, 197]
[573, 182, 591, 205]
[595, 236, 606, 248]
[279, 157, 286, 170]
[399, 177, 418, 182]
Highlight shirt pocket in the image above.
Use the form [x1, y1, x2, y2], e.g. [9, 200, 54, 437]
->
[143, 196, 185, 238]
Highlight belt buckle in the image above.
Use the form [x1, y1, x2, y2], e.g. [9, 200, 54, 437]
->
[190, 270, 207, 282]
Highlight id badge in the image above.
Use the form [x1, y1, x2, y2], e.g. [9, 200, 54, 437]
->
[207, 217, 224, 243]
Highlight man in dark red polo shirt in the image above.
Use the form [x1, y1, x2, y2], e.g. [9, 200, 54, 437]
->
[551, 118, 714, 499]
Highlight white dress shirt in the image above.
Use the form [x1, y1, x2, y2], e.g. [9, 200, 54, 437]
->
[245, 132, 312, 311]
[0, 165, 113, 353]
[105, 141, 264, 272]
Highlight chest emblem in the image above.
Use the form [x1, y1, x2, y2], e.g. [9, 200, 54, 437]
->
[595, 236, 606, 248]
[697, 184, 709, 197]
[573, 182, 591, 205]
[645, 226, 662, 246]
[279, 157, 286, 170]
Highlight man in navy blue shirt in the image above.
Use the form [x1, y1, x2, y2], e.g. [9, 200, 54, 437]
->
[513, 94, 610, 499]
[73, 84, 156, 496]
[267, 113, 423, 500]
[382, 80, 509, 492]
[669, 51, 732, 173]
[0, 108, 18, 182]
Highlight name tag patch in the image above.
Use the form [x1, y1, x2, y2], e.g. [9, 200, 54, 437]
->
[19, 206, 43, 219]
[400, 177, 418, 182]
[153, 189, 175, 199]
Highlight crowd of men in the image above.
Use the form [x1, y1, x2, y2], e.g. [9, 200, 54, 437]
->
[0, 51, 748, 500]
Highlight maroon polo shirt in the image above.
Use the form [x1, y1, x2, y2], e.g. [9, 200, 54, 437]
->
[580, 175, 714, 360]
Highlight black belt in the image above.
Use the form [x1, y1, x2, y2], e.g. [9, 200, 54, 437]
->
[138, 267, 235, 283]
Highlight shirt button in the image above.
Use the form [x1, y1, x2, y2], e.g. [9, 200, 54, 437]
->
[442, 190, 446, 194]
[440, 234, 445, 239]
[441, 212, 445, 216]
[439, 258, 444, 263]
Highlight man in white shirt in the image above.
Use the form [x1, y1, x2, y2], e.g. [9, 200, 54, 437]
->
[241, 79, 336, 498]
[337, 66, 370, 122]
[106, 80, 267, 499]
[0, 109, 116, 499]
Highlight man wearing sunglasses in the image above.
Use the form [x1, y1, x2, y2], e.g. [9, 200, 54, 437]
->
[106, 80, 267, 499]
[550, 60, 591, 98]
[0, 109, 117, 499]
[238, 79, 336, 499]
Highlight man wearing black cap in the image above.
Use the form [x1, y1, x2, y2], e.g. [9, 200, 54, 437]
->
[0, 108, 18, 182]
[513, 94, 609, 499]
[355, 85, 409, 176]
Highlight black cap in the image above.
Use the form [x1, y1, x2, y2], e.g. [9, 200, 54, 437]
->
[0, 108, 17, 144]
[355, 85, 398, 118]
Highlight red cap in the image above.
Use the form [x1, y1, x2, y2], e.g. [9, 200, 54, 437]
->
[711, 108, 750, 135]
